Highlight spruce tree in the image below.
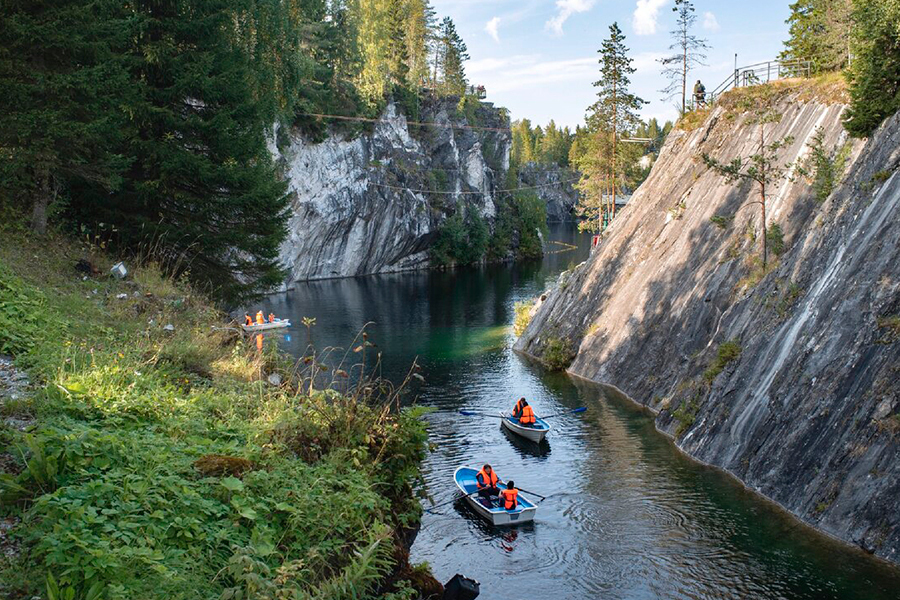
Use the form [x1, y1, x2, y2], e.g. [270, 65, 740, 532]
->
[0, 0, 135, 234]
[438, 17, 468, 95]
[72, 0, 290, 304]
[659, 0, 709, 115]
[780, 0, 852, 73]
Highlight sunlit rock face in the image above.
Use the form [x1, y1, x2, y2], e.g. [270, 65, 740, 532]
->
[516, 89, 900, 564]
[273, 97, 510, 284]
[517, 163, 580, 222]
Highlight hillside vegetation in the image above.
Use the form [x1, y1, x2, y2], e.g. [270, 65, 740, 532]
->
[0, 233, 433, 599]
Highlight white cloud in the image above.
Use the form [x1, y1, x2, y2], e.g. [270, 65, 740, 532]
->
[632, 0, 669, 36]
[485, 17, 501, 43]
[703, 11, 720, 31]
[545, 0, 596, 36]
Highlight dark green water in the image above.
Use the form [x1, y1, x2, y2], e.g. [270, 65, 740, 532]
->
[262, 225, 900, 599]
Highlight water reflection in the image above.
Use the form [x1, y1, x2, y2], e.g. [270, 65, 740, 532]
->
[265, 224, 900, 599]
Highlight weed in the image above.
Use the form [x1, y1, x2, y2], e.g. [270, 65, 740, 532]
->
[513, 298, 537, 336]
[703, 340, 742, 383]
[767, 223, 785, 257]
[876, 315, 900, 344]
[709, 214, 734, 230]
[872, 169, 893, 184]
[542, 337, 576, 371]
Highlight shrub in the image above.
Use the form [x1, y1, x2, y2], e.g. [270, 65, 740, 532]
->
[542, 336, 576, 371]
[709, 214, 734, 230]
[766, 223, 785, 257]
[703, 340, 742, 383]
[513, 298, 537, 336]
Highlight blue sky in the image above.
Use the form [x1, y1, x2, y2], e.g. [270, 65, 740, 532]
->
[433, 0, 793, 128]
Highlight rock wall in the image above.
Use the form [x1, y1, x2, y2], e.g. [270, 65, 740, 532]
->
[515, 82, 900, 563]
[272, 97, 510, 284]
[517, 163, 579, 222]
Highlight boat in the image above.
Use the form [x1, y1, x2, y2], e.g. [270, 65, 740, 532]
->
[241, 319, 291, 332]
[500, 411, 550, 443]
[454, 466, 537, 526]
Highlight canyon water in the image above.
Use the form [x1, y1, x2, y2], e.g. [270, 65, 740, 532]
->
[263, 224, 900, 599]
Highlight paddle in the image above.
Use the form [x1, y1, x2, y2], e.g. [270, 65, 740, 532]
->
[425, 489, 479, 514]
[457, 407, 587, 420]
[514, 487, 547, 501]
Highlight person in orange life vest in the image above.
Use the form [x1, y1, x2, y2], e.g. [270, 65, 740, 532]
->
[268, 313, 276, 323]
[499, 481, 518, 510]
[244, 314, 253, 326]
[518, 403, 536, 427]
[476, 464, 501, 499]
[256, 311, 265, 325]
[512, 397, 527, 419]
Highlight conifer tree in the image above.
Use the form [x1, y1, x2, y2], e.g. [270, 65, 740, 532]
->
[780, 0, 852, 73]
[438, 17, 468, 95]
[659, 0, 708, 115]
[0, 0, 135, 234]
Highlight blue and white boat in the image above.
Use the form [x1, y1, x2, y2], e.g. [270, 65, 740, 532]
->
[454, 466, 537, 526]
[241, 318, 291, 332]
[500, 411, 550, 443]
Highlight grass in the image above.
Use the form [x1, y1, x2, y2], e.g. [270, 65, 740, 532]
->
[0, 233, 433, 600]
[876, 315, 900, 344]
[676, 106, 711, 132]
[703, 340, 743, 384]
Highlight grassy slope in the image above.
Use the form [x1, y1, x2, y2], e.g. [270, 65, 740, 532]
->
[0, 233, 431, 600]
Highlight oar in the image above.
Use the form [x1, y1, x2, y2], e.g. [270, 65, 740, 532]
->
[458, 410, 505, 419]
[515, 487, 547, 501]
[538, 407, 587, 419]
[424, 489, 479, 514]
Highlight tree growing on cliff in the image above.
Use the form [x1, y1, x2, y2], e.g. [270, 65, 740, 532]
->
[701, 116, 793, 269]
[843, 0, 900, 136]
[780, 0, 852, 73]
[436, 17, 468, 95]
[575, 22, 646, 232]
[659, 0, 709, 115]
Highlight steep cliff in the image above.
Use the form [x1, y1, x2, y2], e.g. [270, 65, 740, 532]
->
[515, 80, 900, 563]
[272, 96, 510, 284]
[517, 163, 579, 222]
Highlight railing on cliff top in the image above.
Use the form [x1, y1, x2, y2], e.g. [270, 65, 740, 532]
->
[703, 59, 813, 107]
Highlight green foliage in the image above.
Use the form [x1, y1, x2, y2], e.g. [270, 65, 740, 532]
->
[456, 94, 481, 127]
[542, 337, 576, 371]
[844, 0, 900, 136]
[709, 214, 734, 230]
[673, 392, 701, 437]
[513, 298, 537, 336]
[430, 206, 489, 266]
[775, 281, 804, 319]
[0, 236, 430, 599]
[435, 17, 469, 95]
[766, 223, 785, 256]
[703, 340, 742, 383]
[780, 0, 852, 72]
[514, 192, 549, 259]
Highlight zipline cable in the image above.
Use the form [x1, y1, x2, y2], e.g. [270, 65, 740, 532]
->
[366, 177, 581, 196]
[298, 112, 512, 133]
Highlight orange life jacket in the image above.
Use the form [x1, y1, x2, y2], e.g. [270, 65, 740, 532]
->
[268, 313, 275, 323]
[476, 467, 498, 489]
[245, 315, 253, 326]
[513, 399, 526, 418]
[519, 405, 536, 425]
[499, 488, 518, 510]
[256, 311, 265, 325]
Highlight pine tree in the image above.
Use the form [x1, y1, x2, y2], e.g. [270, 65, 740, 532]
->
[659, 0, 709, 115]
[0, 0, 135, 234]
[576, 22, 646, 230]
[438, 17, 468, 95]
[72, 0, 291, 304]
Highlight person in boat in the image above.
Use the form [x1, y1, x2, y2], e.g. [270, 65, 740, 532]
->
[476, 464, 501, 499]
[268, 313, 276, 323]
[244, 314, 253, 326]
[255, 311, 265, 325]
[513, 399, 536, 427]
[499, 481, 518, 511]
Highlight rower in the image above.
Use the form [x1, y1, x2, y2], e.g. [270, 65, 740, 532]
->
[512, 397, 527, 419]
[256, 311, 265, 325]
[499, 481, 518, 511]
[268, 313, 276, 323]
[476, 463, 501, 500]
[244, 314, 253, 326]
[514, 399, 536, 427]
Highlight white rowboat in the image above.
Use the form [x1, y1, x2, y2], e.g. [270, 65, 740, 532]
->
[454, 466, 536, 526]
[500, 411, 550, 443]
[241, 319, 291, 332]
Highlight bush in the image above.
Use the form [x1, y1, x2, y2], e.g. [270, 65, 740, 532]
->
[513, 191, 548, 259]
[513, 298, 537, 336]
[542, 336, 576, 371]
[703, 340, 742, 383]
[430, 207, 489, 267]
[766, 223, 785, 257]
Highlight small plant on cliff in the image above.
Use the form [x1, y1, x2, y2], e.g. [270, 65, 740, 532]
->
[766, 223, 785, 257]
[709, 214, 734, 230]
[513, 298, 537, 336]
[796, 127, 847, 203]
[542, 336, 576, 371]
[703, 340, 742, 383]
[701, 113, 793, 269]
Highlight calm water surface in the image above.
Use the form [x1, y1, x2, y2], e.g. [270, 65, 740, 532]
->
[263, 225, 900, 599]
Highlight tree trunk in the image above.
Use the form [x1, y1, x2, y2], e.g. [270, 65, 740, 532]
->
[761, 182, 767, 269]
[31, 163, 51, 235]
[681, 33, 687, 115]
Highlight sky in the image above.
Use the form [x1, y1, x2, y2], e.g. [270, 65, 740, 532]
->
[433, 0, 794, 128]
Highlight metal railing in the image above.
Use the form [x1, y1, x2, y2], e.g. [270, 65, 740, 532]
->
[703, 59, 812, 106]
